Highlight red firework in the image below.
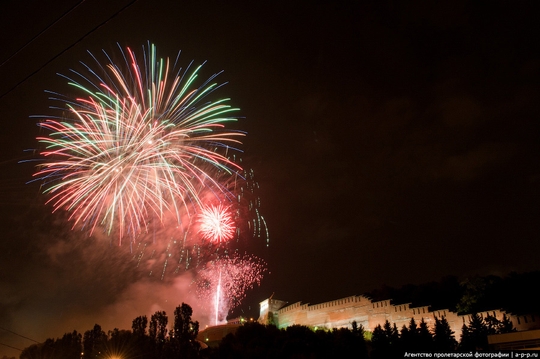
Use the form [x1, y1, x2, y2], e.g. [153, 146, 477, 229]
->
[198, 204, 236, 243]
[195, 255, 266, 324]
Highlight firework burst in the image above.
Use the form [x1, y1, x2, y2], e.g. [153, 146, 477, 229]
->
[197, 204, 235, 243]
[195, 254, 267, 325]
[33, 43, 269, 324]
[33, 43, 243, 241]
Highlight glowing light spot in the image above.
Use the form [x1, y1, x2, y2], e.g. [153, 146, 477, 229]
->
[198, 204, 235, 243]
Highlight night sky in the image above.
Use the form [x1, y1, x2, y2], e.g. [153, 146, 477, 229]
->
[2, 1, 540, 357]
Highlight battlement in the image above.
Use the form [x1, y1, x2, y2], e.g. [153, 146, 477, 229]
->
[259, 294, 539, 335]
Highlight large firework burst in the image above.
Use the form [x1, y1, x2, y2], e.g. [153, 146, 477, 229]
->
[33, 43, 269, 323]
[34, 43, 243, 241]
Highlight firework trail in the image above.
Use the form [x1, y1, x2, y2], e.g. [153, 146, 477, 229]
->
[33, 43, 243, 241]
[215, 270, 222, 325]
[195, 254, 267, 325]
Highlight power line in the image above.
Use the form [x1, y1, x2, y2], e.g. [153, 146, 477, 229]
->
[0, 0, 86, 69]
[0, 342, 22, 351]
[0, 326, 39, 343]
[0, 0, 138, 101]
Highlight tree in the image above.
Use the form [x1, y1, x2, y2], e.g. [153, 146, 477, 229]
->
[217, 322, 281, 358]
[83, 324, 107, 358]
[331, 327, 369, 358]
[460, 313, 489, 350]
[149, 310, 168, 343]
[172, 303, 199, 343]
[351, 321, 368, 359]
[147, 310, 169, 359]
[371, 324, 388, 349]
[169, 303, 200, 358]
[484, 314, 517, 335]
[399, 324, 410, 352]
[57, 330, 83, 359]
[406, 317, 420, 351]
[418, 318, 433, 351]
[399, 317, 431, 352]
[132, 315, 148, 337]
[20, 330, 82, 359]
[460, 323, 473, 351]
[456, 276, 502, 314]
[499, 314, 516, 334]
[371, 320, 400, 358]
[20, 342, 46, 359]
[281, 325, 319, 358]
[433, 316, 456, 351]
[385, 320, 400, 347]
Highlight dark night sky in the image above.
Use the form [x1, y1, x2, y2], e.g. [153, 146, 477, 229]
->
[1, 0, 540, 357]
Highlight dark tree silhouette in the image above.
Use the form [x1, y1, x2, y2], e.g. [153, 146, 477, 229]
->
[20, 330, 82, 359]
[132, 315, 148, 337]
[350, 321, 369, 359]
[169, 303, 200, 358]
[399, 324, 410, 352]
[499, 314, 517, 334]
[58, 330, 83, 359]
[433, 316, 456, 351]
[149, 310, 169, 343]
[281, 325, 319, 358]
[399, 317, 432, 352]
[371, 323, 388, 351]
[418, 318, 433, 350]
[460, 313, 489, 351]
[215, 322, 370, 359]
[371, 320, 401, 358]
[406, 317, 420, 351]
[173, 303, 199, 342]
[83, 324, 107, 358]
[217, 322, 281, 359]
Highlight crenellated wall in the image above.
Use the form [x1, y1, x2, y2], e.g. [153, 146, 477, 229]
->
[259, 295, 539, 336]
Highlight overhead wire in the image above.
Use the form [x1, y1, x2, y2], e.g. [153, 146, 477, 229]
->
[0, 325, 39, 343]
[0, 0, 139, 101]
[0, 342, 22, 351]
[0, 1, 138, 352]
[0, 0, 86, 69]
[0, 325, 38, 352]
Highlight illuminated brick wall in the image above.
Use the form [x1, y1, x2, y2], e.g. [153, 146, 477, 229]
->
[259, 295, 539, 336]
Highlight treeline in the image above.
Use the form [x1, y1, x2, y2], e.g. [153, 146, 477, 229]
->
[19, 306, 517, 358]
[216, 321, 368, 358]
[370, 313, 515, 358]
[20, 303, 200, 359]
[365, 271, 540, 314]
[218, 313, 515, 359]
[19, 318, 369, 359]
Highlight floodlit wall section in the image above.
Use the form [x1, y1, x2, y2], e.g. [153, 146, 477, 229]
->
[259, 295, 539, 336]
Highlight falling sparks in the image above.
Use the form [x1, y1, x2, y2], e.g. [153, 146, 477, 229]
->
[195, 254, 267, 325]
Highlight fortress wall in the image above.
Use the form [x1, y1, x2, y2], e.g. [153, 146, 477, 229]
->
[262, 295, 540, 336]
[277, 296, 373, 329]
[513, 314, 539, 331]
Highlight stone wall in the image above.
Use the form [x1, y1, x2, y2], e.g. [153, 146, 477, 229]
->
[259, 295, 539, 336]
